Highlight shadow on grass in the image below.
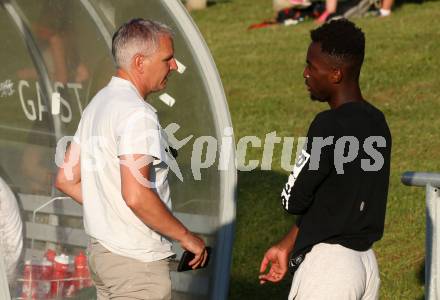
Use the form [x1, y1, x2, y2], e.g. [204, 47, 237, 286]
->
[229, 169, 297, 300]
[417, 260, 424, 285]
[416, 260, 425, 300]
[207, 0, 231, 7]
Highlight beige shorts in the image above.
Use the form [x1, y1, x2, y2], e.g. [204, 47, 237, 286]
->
[288, 243, 380, 300]
[87, 239, 171, 300]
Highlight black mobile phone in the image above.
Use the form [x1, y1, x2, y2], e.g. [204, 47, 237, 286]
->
[177, 247, 212, 272]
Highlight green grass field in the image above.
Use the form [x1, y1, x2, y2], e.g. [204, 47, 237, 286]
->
[191, 1, 440, 299]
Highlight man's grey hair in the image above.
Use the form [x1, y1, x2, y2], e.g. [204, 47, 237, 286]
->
[112, 18, 173, 70]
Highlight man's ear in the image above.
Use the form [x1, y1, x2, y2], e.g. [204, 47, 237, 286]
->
[133, 54, 144, 73]
[330, 68, 343, 84]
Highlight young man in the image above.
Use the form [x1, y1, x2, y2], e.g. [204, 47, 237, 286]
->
[55, 19, 207, 299]
[259, 19, 391, 299]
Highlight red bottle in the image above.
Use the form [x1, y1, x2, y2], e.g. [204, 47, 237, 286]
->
[73, 251, 92, 291]
[38, 258, 53, 299]
[45, 249, 56, 262]
[64, 271, 76, 298]
[50, 254, 70, 298]
[21, 260, 38, 300]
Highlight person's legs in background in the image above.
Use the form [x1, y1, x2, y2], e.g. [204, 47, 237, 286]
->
[316, 0, 338, 24]
[380, 0, 394, 16]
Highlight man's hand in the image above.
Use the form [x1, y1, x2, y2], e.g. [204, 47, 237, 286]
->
[259, 224, 299, 284]
[179, 231, 207, 269]
[259, 244, 290, 284]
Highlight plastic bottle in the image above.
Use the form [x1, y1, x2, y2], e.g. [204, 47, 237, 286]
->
[73, 252, 92, 291]
[45, 249, 56, 262]
[38, 258, 53, 299]
[21, 260, 37, 300]
[51, 254, 69, 298]
[64, 263, 76, 298]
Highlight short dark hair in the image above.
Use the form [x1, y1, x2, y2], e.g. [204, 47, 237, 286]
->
[311, 19, 365, 67]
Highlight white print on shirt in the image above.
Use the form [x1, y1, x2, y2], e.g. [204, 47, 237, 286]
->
[281, 149, 310, 210]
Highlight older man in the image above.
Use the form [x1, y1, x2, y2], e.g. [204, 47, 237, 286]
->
[56, 19, 207, 299]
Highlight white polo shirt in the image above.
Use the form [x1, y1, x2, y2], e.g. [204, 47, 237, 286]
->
[73, 76, 174, 262]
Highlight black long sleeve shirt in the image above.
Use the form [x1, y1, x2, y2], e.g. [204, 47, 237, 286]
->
[281, 101, 391, 257]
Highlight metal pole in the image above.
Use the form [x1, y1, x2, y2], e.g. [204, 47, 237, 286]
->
[401, 172, 440, 300]
[161, 2, 237, 299]
[402, 172, 440, 188]
[426, 184, 440, 299]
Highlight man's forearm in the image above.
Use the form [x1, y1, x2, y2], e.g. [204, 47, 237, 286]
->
[56, 182, 83, 204]
[126, 189, 189, 242]
[278, 224, 299, 253]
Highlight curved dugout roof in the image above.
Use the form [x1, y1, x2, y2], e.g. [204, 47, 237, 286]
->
[0, 1, 236, 299]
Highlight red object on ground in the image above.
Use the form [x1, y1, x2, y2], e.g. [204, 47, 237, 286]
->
[248, 20, 278, 30]
[74, 251, 92, 290]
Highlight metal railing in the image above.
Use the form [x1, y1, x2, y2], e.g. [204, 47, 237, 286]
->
[401, 171, 440, 300]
